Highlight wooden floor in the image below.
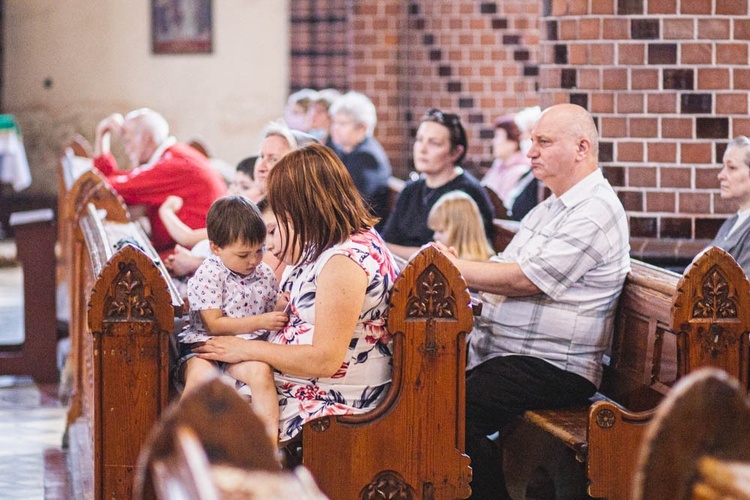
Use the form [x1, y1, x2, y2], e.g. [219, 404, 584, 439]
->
[0, 240, 72, 499]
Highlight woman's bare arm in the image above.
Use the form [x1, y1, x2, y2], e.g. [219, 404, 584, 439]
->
[194, 254, 367, 378]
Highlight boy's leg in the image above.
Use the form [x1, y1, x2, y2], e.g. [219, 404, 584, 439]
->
[182, 356, 220, 396]
[226, 360, 279, 444]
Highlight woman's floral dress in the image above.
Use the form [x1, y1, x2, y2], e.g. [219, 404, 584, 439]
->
[268, 228, 399, 441]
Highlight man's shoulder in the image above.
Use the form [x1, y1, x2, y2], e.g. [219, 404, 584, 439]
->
[161, 143, 212, 167]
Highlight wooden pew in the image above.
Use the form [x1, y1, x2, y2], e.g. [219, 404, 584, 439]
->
[301, 245, 473, 499]
[135, 245, 474, 499]
[503, 246, 750, 499]
[484, 185, 509, 220]
[386, 175, 405, 216]
[61, 156, 183, 499]
[633, 368, 750, 500]
[57, 135, 93, 273]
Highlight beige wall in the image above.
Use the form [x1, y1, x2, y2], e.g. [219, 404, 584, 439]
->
[3, 1, 289, 195]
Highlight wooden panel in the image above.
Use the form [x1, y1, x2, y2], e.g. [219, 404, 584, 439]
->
[587, 401, 654, 500]
[60, 146, 183, 499]
[672, 246, 750, 389]
[302, 246, 473, 500]
[0, 211, 58, 382]
[88, 245, 174, 499]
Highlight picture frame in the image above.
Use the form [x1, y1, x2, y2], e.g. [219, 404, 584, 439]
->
[152, 0, 213, 54]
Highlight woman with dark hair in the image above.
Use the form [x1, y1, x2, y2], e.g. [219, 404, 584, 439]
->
[194, 143, 399, 442]
[381, 108, 495, 260]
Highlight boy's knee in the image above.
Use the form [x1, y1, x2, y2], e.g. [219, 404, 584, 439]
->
[230, 360, 270, 377]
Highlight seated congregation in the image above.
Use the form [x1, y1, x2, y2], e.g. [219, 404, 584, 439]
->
[57, 98, 750, 500]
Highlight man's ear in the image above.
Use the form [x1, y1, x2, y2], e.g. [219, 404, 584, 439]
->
[451, 145, 465, 163]
[576, 138, 591, 160]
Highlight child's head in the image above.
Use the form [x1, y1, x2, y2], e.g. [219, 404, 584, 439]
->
[229, 156, 258, 198]
[428, 191, 494, 262]
[255, 197, 275, 233]
[206, 196, 266, 275]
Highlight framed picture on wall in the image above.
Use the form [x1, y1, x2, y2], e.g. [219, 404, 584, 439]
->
[152, 0, 213, 54]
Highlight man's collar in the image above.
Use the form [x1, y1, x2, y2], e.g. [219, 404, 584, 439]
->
[144, 136, 177, 167]
[556, 169, 605, 207]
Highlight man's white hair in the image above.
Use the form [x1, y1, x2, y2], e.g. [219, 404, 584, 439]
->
[125, 108, 170, 144]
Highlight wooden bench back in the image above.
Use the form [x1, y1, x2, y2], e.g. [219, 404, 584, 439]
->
[671, 246, 750, 388]
[61, 156, 182, 498]
[603, 245, 750, 409]
[600, 259, 681, 411]
[301, 245, 473, 499]
[135, 379, 328, 500]
[588, 246, 750, 499]
[58, 137, 93, 295]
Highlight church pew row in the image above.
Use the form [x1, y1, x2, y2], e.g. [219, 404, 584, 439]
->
[62, 154, 750, 498]
[135, 245, 475, 499]
[60, 143, 475, 498]
[504, 246, 750, 499]
[60, 149, 182, 499]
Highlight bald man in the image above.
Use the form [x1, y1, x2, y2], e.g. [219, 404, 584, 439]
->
[436, 104, 630, 498]
[93, 108, 226, 255]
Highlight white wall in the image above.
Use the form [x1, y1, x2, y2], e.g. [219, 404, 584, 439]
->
[3, 1, 289, 195]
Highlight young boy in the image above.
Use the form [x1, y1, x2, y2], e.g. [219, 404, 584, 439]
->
[177, 195, 289, 443]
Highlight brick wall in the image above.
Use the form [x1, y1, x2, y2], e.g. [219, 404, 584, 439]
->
[289, 0, 748, 244]
[540, 0, 749, 240]
[289, 2, 349, 91]
[289, 1, 541, 178]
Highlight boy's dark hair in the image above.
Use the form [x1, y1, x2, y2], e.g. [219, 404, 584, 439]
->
[206, 196, 266, 248]
[235, 155, 258, 179]
[256, 197, 269, 214]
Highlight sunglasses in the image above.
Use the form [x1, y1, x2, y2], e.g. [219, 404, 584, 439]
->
[424, 108, 462, 127]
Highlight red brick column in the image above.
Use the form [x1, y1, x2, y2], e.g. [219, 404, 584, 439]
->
[539, 0, 749, 240]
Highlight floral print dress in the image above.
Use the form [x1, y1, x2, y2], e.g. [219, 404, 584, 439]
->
[268, 228, 399, 441]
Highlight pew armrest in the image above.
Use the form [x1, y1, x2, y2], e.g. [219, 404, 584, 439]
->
[586, 400, 655, 499]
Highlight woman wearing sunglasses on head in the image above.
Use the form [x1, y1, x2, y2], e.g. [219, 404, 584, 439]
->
[381, 108, 495, 261]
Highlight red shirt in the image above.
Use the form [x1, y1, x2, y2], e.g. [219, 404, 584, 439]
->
[93, 143, 227, 254]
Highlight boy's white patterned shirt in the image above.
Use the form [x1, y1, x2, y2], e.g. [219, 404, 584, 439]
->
[180, 253, 279, 343]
